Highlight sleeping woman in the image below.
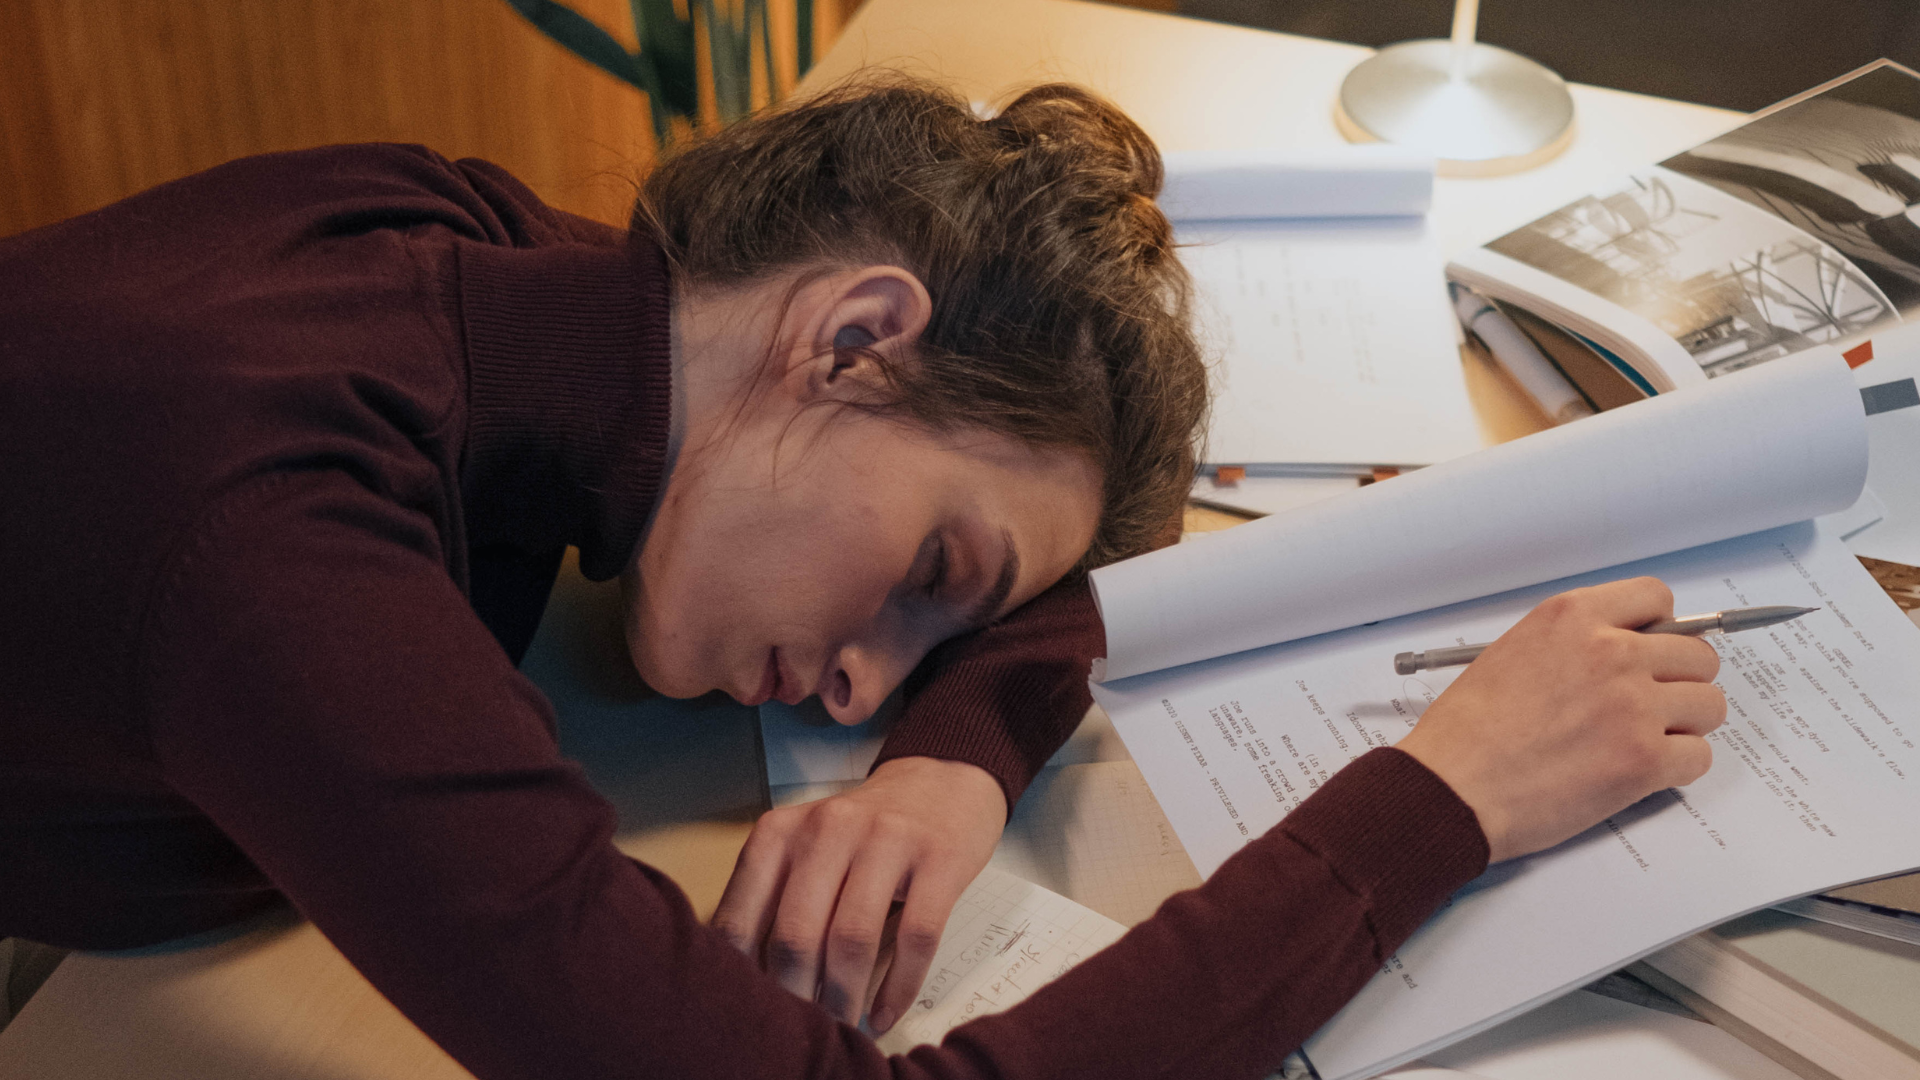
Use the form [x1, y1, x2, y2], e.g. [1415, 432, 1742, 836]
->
[0, 77, 1724, 1077]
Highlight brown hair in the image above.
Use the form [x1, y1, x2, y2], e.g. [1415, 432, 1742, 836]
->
[634, 75, 1207, 571]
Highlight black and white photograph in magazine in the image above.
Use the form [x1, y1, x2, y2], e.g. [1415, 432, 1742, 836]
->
[1486, 164, 1895, 379]
[1663, 63, 1920, 319]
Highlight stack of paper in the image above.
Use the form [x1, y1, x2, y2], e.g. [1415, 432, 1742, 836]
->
[1163, 147, 1482, 479]
[1087, 353, 1920, 1078]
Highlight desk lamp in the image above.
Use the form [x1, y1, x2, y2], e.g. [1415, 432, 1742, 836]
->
[1334, 0, 1574, 176]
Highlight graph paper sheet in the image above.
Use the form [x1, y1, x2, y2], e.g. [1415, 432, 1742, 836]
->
[988, 761, 1203, 927]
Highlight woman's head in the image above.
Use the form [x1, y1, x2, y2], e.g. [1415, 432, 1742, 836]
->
[621, 76, 1208, 722]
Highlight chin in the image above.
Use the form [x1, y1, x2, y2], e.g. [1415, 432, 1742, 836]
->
[619, 577, 713, 699]
[621, 623, 713, 700]
[627, 644, 710, 699]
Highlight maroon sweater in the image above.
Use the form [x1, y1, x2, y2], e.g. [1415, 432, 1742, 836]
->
[0, 145, 1488, 1079]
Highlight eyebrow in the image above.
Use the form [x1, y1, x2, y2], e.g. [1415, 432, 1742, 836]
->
[967, 528, 1020, 630]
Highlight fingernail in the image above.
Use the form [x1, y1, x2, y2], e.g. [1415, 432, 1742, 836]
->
[870, 1007, 895, 1034]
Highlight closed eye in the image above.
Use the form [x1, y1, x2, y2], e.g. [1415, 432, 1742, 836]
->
[924, 533, 950, 598]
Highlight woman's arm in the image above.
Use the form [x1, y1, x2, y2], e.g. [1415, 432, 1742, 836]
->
[711, 577, 1105, 1027]
[142, 468, 1488, 1080]
[876, 576, 1104, 807]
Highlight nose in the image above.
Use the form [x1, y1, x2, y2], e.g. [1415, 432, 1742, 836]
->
[817, 641, 922, 726]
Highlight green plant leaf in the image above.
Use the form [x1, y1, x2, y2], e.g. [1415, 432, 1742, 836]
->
[630, 0, 699, 117]
[699, 0, 751, 123]
[753, 0, 776, 102]
[796, 0, 813, 77]
[502, 0, 645, 90]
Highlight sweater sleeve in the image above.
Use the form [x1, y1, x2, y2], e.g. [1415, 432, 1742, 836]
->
[144, 469, 1486, 1080]
[874, 577, 1104, 808]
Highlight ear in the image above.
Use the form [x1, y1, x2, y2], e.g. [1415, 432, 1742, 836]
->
[788, 266, 932, 403]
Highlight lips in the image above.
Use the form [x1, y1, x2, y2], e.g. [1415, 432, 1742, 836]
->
[741, 647, 811, 708]
[742, 650, 778, 707]
[770, 648, 809, 707]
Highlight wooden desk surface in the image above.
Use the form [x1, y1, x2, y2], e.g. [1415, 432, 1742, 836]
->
[0, 4, 1743, 1077]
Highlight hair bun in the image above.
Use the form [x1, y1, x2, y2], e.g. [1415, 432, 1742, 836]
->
[987, 84, 1164, 199]
[641, 73, 1206, 569]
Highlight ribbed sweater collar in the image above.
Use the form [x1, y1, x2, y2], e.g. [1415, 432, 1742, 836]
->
[454, 237, 674, 581]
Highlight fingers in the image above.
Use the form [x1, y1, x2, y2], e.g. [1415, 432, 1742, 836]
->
[1657, 733, 1715, 788]
[711, 812, 797, 958]
[711, 759, 1004, 1032]
[764, 816, 863, 1001]
[1657, 679, 1727, 737]
[1639, 632, 1721, 683]
[1570, 576, 1675, 630]
[816, 844, 913, 1025]
[869, 859, 974, 1034]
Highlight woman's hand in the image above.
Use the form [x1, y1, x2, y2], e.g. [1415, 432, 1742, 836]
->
[1397, 576, 1728, 864]
[711, 755, 1006, 1033]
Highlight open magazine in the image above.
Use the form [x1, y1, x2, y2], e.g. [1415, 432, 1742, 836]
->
[1451, 61, 1920, 411]
[1084, 351, 1920, 1080]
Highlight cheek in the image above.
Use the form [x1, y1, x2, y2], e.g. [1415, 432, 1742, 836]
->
[621, 484, 762, 693]
[622, 425, 937, 691]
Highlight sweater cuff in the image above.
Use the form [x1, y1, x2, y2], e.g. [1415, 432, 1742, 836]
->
[871, 580, 1101, 810]
[871, 661, 1082, 810]
[1279, 747, 1490, 951]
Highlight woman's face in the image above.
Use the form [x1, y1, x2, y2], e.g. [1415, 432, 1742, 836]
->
[620, 266, 1103, 724]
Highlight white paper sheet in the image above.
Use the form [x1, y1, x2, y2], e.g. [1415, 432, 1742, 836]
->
[1159, 146, 1434, 222]
[873, 868, 1126, 1054]
[1157, 145, 1475, 470]
[1091, 349, 1869, 682]
[1848, 342, 1920, 566]
[1189, 473, 1362, 518]
[1410, 990, 1802, 1080]
[1180, 216, 1481, 468]
[758, 698, 889, 788]
[1092, 520, 1920, 1080]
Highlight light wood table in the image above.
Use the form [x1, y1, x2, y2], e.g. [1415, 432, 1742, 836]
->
[0, 3, 1740, 1077]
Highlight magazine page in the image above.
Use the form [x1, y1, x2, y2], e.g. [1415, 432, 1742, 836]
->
[1089, 350, 1866, 682]
[1454, 166, 1894, 392]
[1450, 63, 1920, 394]
[1090, 518, 1920, 1080]
[1449, 235, 1705, 394]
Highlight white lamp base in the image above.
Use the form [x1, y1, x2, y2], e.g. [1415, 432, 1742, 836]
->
[1335, 39, 1575, 177]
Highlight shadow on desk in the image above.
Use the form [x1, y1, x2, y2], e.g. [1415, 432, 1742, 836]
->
[521, 550, 768, 834]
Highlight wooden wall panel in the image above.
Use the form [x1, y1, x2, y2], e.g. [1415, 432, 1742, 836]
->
[0, 0, 858, 237]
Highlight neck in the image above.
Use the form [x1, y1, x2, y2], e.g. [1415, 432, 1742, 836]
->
[670, 278, 793, 465]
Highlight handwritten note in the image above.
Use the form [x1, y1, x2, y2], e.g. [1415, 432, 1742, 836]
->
[874, 868, 1126, 1053]
[1179, 217, 1480, 468]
